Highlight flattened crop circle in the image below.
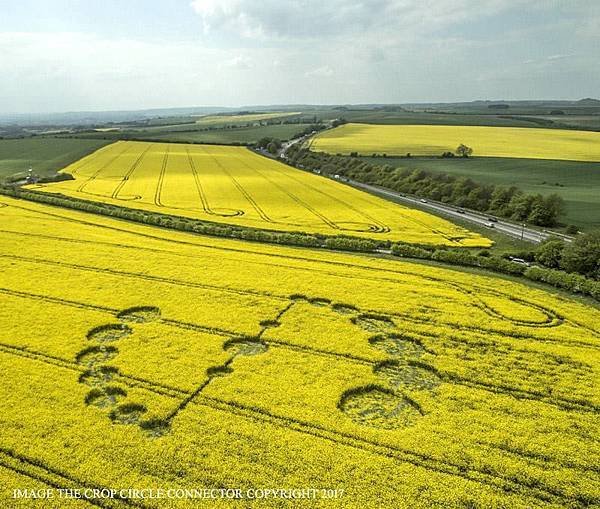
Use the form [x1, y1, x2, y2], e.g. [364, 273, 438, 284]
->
[109, 403, 147, 425]
[339, 386, 422, 429]
[117, 306, 161, 324]
[75, 346, 119, 367]
[87, 323, 132, 342]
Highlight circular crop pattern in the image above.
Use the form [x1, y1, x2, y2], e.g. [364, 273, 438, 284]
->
[374, 361, 441, 391]
[353, 314, 396, 333]
[75, 346, 119, 367]
[109, 403, 147, 425]
[339, 386, 423, 430]
[87, 323, 132, 342]
[117, 306, 161, 324]
[368, 333, 426, 358]
[84, 386, 127, 408]
[331, 303, 358, 315]
[140, 418, 171, 438]
[79, 366, 119, 387]
[308, 297, 331, 307]
[259, 319, 281, 328]
[206, 365, 234, 377]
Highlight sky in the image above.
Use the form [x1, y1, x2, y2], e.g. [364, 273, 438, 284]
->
[1, 0, 599, 113]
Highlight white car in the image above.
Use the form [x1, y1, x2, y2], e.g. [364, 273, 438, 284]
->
[484, 222, 495, 228]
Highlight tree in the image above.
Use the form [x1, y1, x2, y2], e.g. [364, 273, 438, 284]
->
[534, 239, 565, 269]
[488, 186, 518, 215]
[509, 192, 535, 221]
[266, 141, 279, 155]
[560, 230, 600, 277]
[456, 144, 473, 157]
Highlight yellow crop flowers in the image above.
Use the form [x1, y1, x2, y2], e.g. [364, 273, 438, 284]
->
[311, 123, 600, 161]
[0, 197, 598, 507]
[28, 140, 491, 247]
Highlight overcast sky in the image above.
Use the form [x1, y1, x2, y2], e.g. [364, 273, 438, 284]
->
[1, 0, 599, 113]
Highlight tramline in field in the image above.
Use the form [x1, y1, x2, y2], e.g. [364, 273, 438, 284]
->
[29, 140, 491, 247]
[0, 197, 598, 507]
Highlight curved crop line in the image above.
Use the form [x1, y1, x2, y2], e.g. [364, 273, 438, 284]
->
[2, 339, 598, 503]
[1, 200, 597, 341]
[153, 144, 170, 207]
[197, 145, 273, 222]
[4, 198, 594, 340]
[0, 342, 583, 504]
[68, 143, 117, 178]
[185, 148, 244, 217]
[249, 151, 391, 233]
[230, 153, 341, 230]
[77, 143, 133, 193]
[1, 245, 596, 352]
[0, 299, 596, 415]
[111, 144, 152, 200]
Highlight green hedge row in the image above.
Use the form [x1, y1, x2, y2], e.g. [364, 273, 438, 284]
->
[391, 243, 600, 301]
[0, 186, 387, 252]
[2, 185, 599, 303]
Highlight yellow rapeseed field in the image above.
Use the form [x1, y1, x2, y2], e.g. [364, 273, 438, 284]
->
[194, 112, 300, 125]
[28, 140, 490, 247]
[1, 196, 599, 507]
[311, 123, 600, 161]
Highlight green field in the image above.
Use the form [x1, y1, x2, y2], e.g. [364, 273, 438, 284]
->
[139, 124, 309, 143]
[75, 123, 310, 144]
[0, 138, 111, 180]
[365, 156, 600, 229]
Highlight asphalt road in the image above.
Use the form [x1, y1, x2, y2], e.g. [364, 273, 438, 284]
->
[278, 132, 573, 245]
[345, 180, 567, 244]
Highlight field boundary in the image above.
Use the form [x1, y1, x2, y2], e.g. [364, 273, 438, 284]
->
[2, 185, 599, 303]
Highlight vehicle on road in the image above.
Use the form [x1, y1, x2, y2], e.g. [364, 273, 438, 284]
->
[420, 199, 427, 203]
[509, 257, 531, 266]
[484, 222, 495, 228]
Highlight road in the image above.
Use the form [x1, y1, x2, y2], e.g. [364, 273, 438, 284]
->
[345, 180, 569, 244]
[277, 130, 573, 245]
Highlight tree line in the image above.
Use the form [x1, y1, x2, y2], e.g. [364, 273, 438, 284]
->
[286, 145, 565, 227]
[1, 183, 597, 301]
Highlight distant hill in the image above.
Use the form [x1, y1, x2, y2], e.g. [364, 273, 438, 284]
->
[577, 98, 600, 105]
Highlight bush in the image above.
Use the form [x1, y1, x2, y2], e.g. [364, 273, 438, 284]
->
[534, 239, 565, 269]
[391, 243, 433, 259]
[559, 230, 600, 278]
[565, 224, 579, 235]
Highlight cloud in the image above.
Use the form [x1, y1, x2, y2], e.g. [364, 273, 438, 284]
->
[189, 0, 526, 40]
[547, 53, 575, 61]
[223, 55, 253, 69]
[304, 65, 334, 78]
